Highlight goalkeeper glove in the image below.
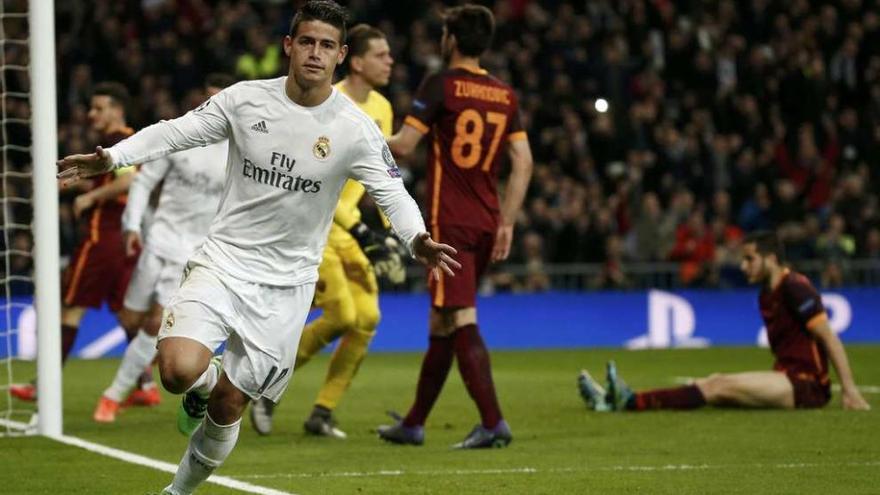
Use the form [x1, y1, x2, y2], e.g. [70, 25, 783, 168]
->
[349, 222, 408, 285]
[349, 222, 392, 263]
[373, 235, 407, 285]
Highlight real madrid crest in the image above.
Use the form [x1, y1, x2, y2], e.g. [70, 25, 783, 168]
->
[313, 136, 331, 160]
[165, 312, 175, 329]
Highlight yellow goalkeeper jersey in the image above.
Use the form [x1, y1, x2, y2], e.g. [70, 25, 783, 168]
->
[328, 81, 393, 245]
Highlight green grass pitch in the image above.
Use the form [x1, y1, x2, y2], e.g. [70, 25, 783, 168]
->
[2, 345, 878, 494]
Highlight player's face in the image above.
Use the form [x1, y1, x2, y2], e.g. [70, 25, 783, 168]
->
[355, 38, 393, 88]
[87, 95, 121, 133]
[284, 20, 347, 89]
[740, 243, 769, 284]
[206, 86, 222, 98]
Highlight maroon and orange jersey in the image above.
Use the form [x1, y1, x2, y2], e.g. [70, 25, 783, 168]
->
[405, 67, 527, 230]
[82, 127, 134, 240]
[759, 270, 829, 382]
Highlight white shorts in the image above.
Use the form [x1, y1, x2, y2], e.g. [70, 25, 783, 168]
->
[124, 250, 186, 312]
[159, 263, 315, 402]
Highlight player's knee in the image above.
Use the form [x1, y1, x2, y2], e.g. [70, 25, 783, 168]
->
[697, 374, 734, 403]
[116, 308, 138, 333]
[142, 313, 162, 337]
[356, 304, 380, 332]
[325, 298, 357, 332]
[157, 352, 202, 394]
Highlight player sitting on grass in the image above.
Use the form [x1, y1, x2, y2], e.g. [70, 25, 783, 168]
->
[579, 231, 871, 412]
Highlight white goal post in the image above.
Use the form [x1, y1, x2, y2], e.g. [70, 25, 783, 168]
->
[29, 0, 60, 437]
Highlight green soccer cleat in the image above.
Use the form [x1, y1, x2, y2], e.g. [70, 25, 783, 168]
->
[605, 360, 634, 411]
[177, 357, 221, 436]
[578, 369, 611, 411]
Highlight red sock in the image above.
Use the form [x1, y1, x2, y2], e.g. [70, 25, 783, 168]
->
[60, 324, 79, 365]
[403, 336, 454, 427]
[631, 385, 706, 410]
[453, 324, 503, 429]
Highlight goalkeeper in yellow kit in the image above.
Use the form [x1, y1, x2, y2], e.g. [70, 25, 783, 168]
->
[249, 24, 403, 438]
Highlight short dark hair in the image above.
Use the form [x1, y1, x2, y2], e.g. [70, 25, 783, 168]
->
[744, 230, 785, 262]
[289, 0, 348, 44]
[92, 81, 130, 113]
[444, 4, 495, 57]
[347, 24, 385, 58]
[205, 73, 236, 90]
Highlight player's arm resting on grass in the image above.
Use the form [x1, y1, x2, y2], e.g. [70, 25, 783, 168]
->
[805, 316, 871, 410]
[349, 125, 458, 279]
[121, 157, 172, 256]
[72, 168, 135, 219]
[58, 90, 231, 181]
[493, 132, 533, 262]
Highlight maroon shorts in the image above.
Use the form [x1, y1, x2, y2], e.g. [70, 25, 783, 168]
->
[63, 232, 138, 313]
[786, 371, 831, 409]
[428, 225, 494, 308]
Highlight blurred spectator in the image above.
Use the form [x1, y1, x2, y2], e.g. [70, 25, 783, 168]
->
[32, 0, 880, 292]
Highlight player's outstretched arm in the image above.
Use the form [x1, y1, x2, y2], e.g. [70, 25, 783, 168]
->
[807, 318, 871, 410]
[412, 232, 460, 280]
[493, 138, 534, 263]
[57, 146, 114, 186]
[387, 124, 424, 160]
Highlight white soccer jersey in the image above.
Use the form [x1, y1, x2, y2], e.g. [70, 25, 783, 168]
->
[122, 140, 228, 264]
[108, 77, 425, 286]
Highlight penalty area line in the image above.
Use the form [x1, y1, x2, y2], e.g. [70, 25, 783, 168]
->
[0, 419, 295, 495]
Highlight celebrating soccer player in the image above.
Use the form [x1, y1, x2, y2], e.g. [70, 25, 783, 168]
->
[11, 82, 151, 402]
[579, 231, 871, 412]
[249, 24, 402, 439]
[377, 4, 534, 448]
[56, 2, 459, 494]
[92, 74, 235, 423]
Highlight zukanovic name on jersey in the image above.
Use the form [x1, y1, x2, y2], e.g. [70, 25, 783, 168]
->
[107, 77, 425, 287]
[404, 67, 528, 231]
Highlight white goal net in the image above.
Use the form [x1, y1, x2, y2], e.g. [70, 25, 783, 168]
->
[0, 0, 60, 437]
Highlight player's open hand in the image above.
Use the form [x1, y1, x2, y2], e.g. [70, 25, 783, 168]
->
[123, 230, 142, 258]
[842, 388, 871, 411]
[57, 146, 114, 187]
[412, 232, 460, 280]
[492, 223, 513, 262]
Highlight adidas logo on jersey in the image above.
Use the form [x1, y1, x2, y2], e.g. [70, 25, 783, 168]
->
[251, 120, 269, 134]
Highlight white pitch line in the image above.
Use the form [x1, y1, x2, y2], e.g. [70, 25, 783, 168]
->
[233, 461, 880, 480]
[0, 419, 295, 495]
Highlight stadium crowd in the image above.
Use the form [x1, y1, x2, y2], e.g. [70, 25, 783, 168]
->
[4, 0, 880, 294]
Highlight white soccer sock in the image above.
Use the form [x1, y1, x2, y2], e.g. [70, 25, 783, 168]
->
[103, 330, 158, 402]
[168, 413, 241, 495]
[185, 360, 219, 398]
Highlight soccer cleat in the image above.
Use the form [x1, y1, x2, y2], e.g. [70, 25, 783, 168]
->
[377, 412, 424, 446]
[249, 397, 276, 436]
[123, 384, 162, 407]
[93, 396, 122, 423]
[303, 406, 347, 439]
[452, 420, 513, 449]
[578, 369, 611, 411]
[9, 383, 36, 402]
[605, 360, 634, 411]
[176, 357, 221, 436]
